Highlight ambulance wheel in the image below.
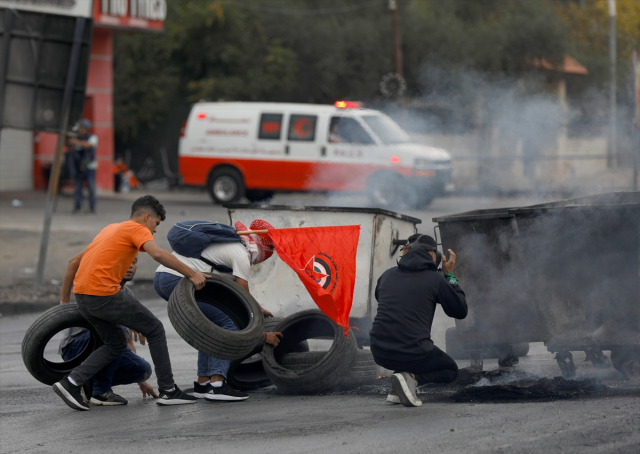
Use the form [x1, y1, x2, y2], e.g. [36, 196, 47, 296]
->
[167, 275, 265, 360]
[22, 303, 103, 386]
[262, 310, 358, 394]
[366, 172, 401, 208]
[208, 167, 245, 204]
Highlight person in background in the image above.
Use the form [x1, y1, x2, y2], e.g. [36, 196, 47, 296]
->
[369, 234, 468, 407]
[59, 256, 158, 405]
[153, 219, 282, 402]
[68, 119, 98, 214]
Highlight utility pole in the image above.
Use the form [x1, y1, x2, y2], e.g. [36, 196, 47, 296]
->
[33, 18, 86, 295]
[607, 0, 617, 168]
[389, 0, 403, 77]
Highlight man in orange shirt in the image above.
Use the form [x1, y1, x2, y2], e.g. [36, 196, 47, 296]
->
[53, 195, 208, 411]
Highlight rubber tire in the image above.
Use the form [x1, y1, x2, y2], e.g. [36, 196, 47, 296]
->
[22, 303, 103, 386]
[366, 171, 402, 208]
[262, 309, 358, 394]
[445, 327, 530, 359]
[245, 190, 274, 203]
[207, 167, 245, 204]
[167, 275, 264, 360]
[280, 349, 378, 391]
[227, 317, 310, 391]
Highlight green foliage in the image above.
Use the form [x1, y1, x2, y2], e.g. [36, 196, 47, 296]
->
[113, 0, 571, 141]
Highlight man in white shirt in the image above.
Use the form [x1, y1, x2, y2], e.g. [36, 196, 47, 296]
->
[153, 219, 282, 401]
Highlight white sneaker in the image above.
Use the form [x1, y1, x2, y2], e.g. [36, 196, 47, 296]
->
[391, 372, 422, 407]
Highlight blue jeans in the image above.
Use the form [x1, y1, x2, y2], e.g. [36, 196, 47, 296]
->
[74, 169, 96, 210]
[154, 272, 237, 378]
[63, 331, 152, 395]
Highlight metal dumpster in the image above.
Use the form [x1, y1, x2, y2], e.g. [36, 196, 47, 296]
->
[433, 192, 640, 370]
[225, 204, 421, 345]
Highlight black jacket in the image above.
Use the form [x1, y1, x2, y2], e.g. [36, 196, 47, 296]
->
[369, 249, 468, 361]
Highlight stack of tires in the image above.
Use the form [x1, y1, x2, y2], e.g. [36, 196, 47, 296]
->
[22, 276, 376, 394]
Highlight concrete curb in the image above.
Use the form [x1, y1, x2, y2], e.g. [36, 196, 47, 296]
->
[0, 301, 56, 316]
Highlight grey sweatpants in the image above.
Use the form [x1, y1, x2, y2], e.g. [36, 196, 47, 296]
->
[70, 290, 174, 391]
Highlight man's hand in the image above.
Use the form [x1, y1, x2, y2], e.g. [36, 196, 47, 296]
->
[263, 332, 283, 346]
[189, 272, 208, 290]
[261, 307, 274, 318]
[442, 249, 457, 275]
[138, 381, 158, 399]
[130, 329, 146, 346]
[128, 329, 146, 353]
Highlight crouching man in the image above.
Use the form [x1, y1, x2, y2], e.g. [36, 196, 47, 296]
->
[369, 234, 468, 407]
[59, 256, 158, 405]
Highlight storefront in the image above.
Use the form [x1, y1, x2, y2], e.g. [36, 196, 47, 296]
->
[0, 0, 165, 192]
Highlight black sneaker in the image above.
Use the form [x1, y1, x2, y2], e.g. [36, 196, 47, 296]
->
[191, 381, 214, 399]
[53, 377, 90, 411]
[90, 391, 128, 406]
[205, 382, 249, 402]
[156, 385, 198, 406]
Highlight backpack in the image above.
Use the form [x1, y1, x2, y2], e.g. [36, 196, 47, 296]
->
[167, 221, 241, 273]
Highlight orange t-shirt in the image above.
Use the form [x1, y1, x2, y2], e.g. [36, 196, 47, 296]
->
[73, 220, 154, 296]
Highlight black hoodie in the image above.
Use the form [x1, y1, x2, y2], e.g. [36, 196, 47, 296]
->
[369, 248, 468, 361]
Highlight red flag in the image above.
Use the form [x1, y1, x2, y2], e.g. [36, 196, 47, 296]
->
[264, 225, 360, 336]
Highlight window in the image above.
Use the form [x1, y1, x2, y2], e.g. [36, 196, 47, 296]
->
[328, 117, 374, 145]
[288, 114, 317, 141]
[361, 115, 410, 145]
[258, 113, 283, 140]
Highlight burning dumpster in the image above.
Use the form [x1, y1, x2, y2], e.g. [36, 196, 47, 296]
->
[433, 192, 640, 375]
[225, 204, 421, 345]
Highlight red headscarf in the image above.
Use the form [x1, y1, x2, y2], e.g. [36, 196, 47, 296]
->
[235, 219, 275, 264]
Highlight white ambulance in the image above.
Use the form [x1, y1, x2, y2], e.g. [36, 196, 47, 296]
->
[178, 101, 453, 207]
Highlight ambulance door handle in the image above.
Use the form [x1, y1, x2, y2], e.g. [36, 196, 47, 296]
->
[285, 145, 289, 155]
[321, 146, 326, 157]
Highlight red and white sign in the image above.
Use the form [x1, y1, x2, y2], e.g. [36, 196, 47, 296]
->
[94, 0, 165, 31]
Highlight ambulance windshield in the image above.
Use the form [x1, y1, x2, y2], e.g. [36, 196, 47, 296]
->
[361, 115, 411, 145]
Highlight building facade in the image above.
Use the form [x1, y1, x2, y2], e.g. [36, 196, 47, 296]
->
[0, 0, 165, 192]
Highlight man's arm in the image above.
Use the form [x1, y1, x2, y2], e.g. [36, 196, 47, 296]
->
[142, 241, 208, 290]
[60, 249, 86, 304]
[235, 277, 273, 317]
[67, 138, 93, 148]
[437, 278, 467, 319]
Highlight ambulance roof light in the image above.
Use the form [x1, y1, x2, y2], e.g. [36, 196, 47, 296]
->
[335, 100, 362, 109]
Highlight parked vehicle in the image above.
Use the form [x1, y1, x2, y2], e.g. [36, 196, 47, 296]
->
[179, 101, 453, 207]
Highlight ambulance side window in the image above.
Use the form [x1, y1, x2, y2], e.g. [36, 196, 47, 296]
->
[287, 114, 317, 142]
[258, 113, 283, 140]
[328, 117, 374, 145]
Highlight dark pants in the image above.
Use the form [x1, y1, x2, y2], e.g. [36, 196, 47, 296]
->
[63, 331, 152, 395]
[373, 346, 459, 386]
[153, 272, 237, 378]
[70, 290, 174, 391]
[74, 169, 96, 210]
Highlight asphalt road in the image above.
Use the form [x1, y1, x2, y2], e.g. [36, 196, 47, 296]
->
[2, 191, 639, 453]
[2, 299, 639, 454]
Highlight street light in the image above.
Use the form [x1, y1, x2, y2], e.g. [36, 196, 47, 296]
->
[607, 0, 616, 168]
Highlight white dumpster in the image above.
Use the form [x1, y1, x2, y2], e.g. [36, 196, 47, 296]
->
[225, 204, 421, 345]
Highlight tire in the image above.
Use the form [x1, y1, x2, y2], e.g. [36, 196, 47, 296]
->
[227, 317, 310, 391]
[280, 349, 378, 391]
[207, 167, 245, 204]
[366, 172, 402, 208]
[22, 304, 103, 386]
[262, 310, 358, 394]
[245, 190, 274, 203]
[167, 275, 264, 360]
[446, 327, 529, 359]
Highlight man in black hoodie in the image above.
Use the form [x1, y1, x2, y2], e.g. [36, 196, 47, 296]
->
[369, 234, 467, 407]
